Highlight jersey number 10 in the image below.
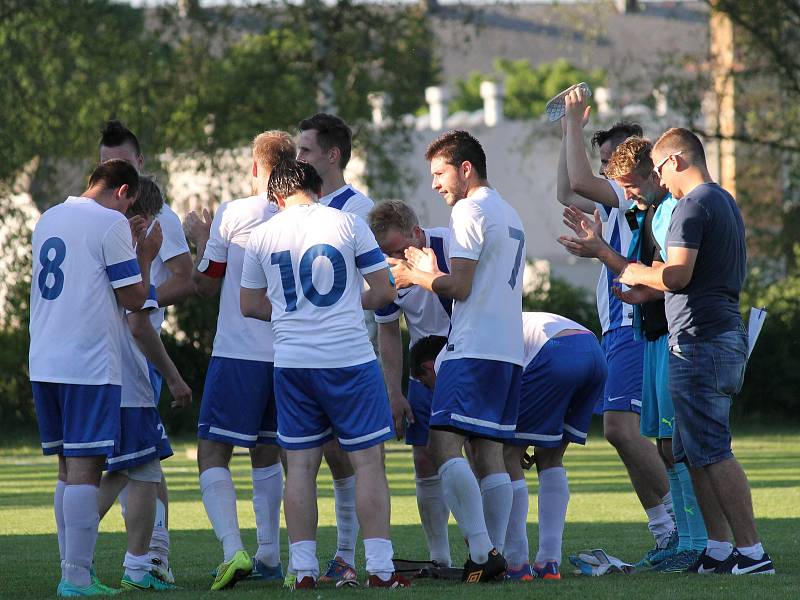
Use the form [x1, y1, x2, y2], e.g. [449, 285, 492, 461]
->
[271, 244, 347, 311]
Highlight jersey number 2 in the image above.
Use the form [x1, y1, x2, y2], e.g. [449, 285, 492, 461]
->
[38, 237, 66, 300]
[508, 227, 525, 288]
[271, 244, 347, 311]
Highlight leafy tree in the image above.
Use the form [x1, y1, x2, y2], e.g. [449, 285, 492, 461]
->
[449, 58, 605, 119]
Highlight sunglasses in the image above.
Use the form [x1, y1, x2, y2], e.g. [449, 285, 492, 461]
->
[653, 151, 681, 178]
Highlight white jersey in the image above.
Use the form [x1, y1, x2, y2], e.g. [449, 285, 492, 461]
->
[594, 180, 635, 334]
[29, 196, 141, 385]
[374, 227, 452, 347]
[319, 184, 373, 221]
[522, 311, 590, 367]
[202, 194, 278, 363]
[441, 187, 525, 366]
[242, 202, 388, 368]
[120, 320, 157, 408]
[147, 203, 190, 331]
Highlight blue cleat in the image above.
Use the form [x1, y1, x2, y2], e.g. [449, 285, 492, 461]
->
[247, 559, 283, 581]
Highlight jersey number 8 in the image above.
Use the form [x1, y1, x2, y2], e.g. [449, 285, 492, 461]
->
[271, 244, 347, 311]
[38, 237, 67, 300]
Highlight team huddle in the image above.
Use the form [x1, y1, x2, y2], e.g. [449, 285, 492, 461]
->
[29, 89, 774, 597]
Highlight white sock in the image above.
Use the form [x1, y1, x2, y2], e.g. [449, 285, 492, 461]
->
[123, 552, 153, 583]
[439, 457, 492, 564]
[479, 473, 512, 553]
[737, 542, 764, 560]
[645, 503, 674, 547]
[289, 540, 319, 581]
[200, 467, 243, 561]
[62, 484, 100, 588]
[149, 499, 169, 566]
[662, 491, 674, 520]
[415, 476, 451, 566]
[503, 479, 529, 568]
[54, 480, 66, 562]
[706, 539, 734, 561]
[118, 484, 128, 519]
[535, 467, 569, 565]
[332, 475, 358, 566]
[364, 538, 394, 580]
[252, 463, 283, 567]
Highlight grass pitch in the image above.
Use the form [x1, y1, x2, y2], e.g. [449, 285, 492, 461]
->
[1, 429, 798, 599]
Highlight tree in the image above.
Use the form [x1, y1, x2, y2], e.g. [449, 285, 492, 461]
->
[449, 58, 605, 119]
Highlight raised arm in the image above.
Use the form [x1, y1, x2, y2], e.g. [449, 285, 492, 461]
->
[564, 88, 621, 208]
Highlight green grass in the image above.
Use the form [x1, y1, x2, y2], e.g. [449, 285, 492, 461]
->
[1, 431, 799, 599]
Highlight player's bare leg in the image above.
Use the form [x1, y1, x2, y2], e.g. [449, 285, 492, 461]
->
[348, 443, 397, 583]
[284, 447, 324, 583]
[604, 411, 672, 542]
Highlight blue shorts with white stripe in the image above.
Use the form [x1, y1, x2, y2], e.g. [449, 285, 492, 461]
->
[274, 360, 394, 452]
[430, 358, 522, 440]
[107, 406, 172, 472]
[198, 356, 278, 447]
[32, 382, 121, 457]
[509, 333, 607, 448]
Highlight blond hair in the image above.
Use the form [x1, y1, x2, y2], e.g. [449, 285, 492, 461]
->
[252, 131, 296, 171]
[605, 137, 654, 180]
[368, 200, 419, 241]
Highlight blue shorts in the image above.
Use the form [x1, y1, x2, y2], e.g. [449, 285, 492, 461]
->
[669, 326, 747, 468]
[431, 358, 522, 440]
[32, 382, 121, 457]
[198, 356, 278, 447]
[148, 362, 163, 406]
[600, 326, 644, 414]
[106, 407, 173, 472]
[274, 360, 394, 451]
[641, 334, 674, 439]
[405, 378, 433, 447]
[510, 333, 607, 448]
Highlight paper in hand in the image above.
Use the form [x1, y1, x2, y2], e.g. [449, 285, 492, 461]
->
[747, 307, 767, 359]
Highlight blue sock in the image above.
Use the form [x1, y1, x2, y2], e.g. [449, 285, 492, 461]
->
[675, 462, 707, 551]
[667, 466, 690, 551]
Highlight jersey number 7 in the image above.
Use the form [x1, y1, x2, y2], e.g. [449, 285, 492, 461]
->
[508, 227, 525, 289]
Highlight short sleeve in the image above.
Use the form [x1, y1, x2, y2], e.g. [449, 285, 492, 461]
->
[202, 204, 230, 264]
[449, 200, 484, 260]
[353, 217, 388, 275]
[666, 199, 707, 250]
[157, 206, 190, 262]
[374, 302, 401, 322]
[103, 218, 142, 289]
[595, 180, 629, 222]
[240, 229, 269, 289]
[345, 195, 374, 222]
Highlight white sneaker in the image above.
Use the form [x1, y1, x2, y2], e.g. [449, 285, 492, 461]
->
[150, 557, 175, 584]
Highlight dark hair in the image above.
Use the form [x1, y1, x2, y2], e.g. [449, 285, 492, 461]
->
[268, 159, 323, 201]
[409, 335, 448, 379]
[424, 130, 487, 179]
[88, 159, 139, 198]
[99, 120, 141, 155]
[653, 127, 707, 167]
[299, 113, 352, 169]
[129, 176, 164, 218]
[591, 121, 643, 151]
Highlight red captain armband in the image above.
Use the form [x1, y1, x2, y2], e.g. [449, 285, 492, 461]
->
[198, 258, 227, 278]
